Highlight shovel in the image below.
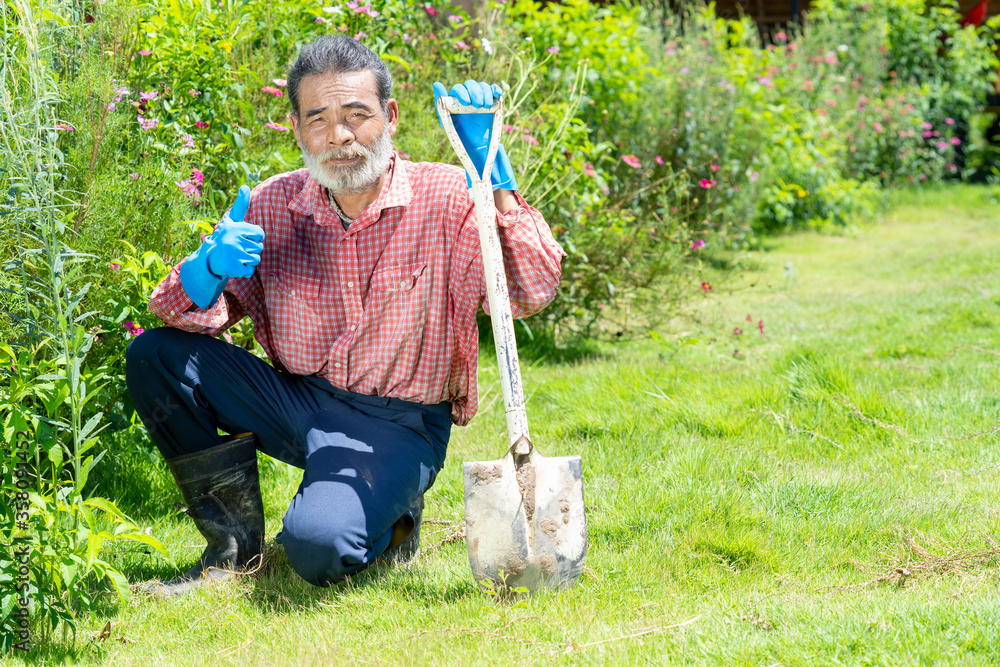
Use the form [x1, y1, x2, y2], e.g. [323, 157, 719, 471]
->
[436, 93, 588, 591]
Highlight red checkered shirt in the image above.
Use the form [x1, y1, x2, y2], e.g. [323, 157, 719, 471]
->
[148, 156, 566, 425]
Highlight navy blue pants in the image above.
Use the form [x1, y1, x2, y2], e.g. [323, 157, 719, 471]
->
[125, 326, 451, 586]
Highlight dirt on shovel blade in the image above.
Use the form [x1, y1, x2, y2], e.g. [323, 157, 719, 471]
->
[464, 450, 587, 590]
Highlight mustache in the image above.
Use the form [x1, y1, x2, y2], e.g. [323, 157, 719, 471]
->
[316, 144, 371, 162]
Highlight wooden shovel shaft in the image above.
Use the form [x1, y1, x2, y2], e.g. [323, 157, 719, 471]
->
[436, 96, 531, 455]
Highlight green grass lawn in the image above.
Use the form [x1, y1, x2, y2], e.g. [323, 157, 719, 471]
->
[20, 185, 1000, 665]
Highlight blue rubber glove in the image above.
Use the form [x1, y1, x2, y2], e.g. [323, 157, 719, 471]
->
[179, 185, 264, 309]
[433, 80, 518, 192]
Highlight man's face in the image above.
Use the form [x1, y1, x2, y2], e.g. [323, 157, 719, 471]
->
[289, 69, 399, 195]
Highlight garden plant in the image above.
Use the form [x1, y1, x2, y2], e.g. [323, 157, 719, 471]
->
[2, 0, 1000, 661]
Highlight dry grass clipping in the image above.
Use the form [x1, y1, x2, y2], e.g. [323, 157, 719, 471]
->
[833, 527, 1000, 591]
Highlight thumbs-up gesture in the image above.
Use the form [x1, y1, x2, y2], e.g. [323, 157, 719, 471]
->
[180, 185, 266, 309]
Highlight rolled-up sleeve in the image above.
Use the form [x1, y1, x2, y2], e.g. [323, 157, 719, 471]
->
[456, 191, 566, 319]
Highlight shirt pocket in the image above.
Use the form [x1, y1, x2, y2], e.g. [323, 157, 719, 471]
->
[366, 263, 429, 336]
[264, 270, 329, 375]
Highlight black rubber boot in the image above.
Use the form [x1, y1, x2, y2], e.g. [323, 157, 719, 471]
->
[141, 435, 265, 596]
[378, 495, 424, 565]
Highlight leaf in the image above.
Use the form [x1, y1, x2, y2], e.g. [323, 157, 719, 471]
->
[77, 411, 104, 444]
[84, 497, 132, 524]
[116, 532, 172, 560]
[103, 566, 131, 603]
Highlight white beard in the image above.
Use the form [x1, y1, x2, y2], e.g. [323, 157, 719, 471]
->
[302, 123, 394, 195]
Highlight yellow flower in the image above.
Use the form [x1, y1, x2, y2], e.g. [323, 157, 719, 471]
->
[219, 40, 233, 53]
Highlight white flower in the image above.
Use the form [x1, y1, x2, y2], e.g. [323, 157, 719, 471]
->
[837, 44, 849, 52]
[481, 38, 493, 54]
[322, 5, 342, 13]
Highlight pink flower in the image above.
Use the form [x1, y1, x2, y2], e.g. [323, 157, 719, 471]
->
[699, 178, 716, 189]
[115, 86, 130, 96]
[110, 263, 120, 270]
[196, 121, 209, 129]
[701, 281, 713, 293]
[189, 88, 201, 95]
[139, 90, 158, 103]
[710, 162, 720, 172]
[352, 3, 370, 13]
[137, 115, 159, 131]
[691, 239, 705, 250]
[922, 130, 933, 138]
[873, 122, 883, 133]
[272, 79, 287, 87]
[181, 133, 196, 149]
[950, 136, 961, 146]
[354, 32, 365, 40]
[123, 321, 145, 336]
[733, 327, 743, 335]
[584, 163, 597, 177]
[945, 117, 955, 125]
[425, 6, 438, 15]
[654, 155, 664, 166]
[825, 98, 836, 107]
[621, 154, 641, 169]
[775, 31, 787, 41]
[129, 173, 139, 180]
[264, 122, 290, 131]
[175, 168, 203, 202]
[522, 133, 539, 146]
[138, 49, 152, 56]
[54, 124, 74, 131]
[750, 170, 759, 182]
[758, 319, 764, 334]
[346, 0, 358, 7]
[747, 314, 754, 322]
[106, 102, 116, 111]
[547, 46, 560, 54]
[223, 332, 233, 343]
[937, 141, 948, 150]
[447, 14, 461, 22]
[315, 16, 327, 23]
[262, 86, 283, 97]
[455, 40, 470, 50]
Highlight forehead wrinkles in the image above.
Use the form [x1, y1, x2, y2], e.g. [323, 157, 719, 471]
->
[299, 70, 381, 111]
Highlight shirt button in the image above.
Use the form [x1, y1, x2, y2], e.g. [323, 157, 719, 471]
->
[334, 362, 341, 369]
[399, 280, 407, 289]
[170, 310, 176, 316]
[290, 290, 295, 296]
[350, 324, 357, 331]
[347, 281, 354, 287]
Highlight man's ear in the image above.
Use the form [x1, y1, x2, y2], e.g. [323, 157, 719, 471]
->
[385, 99, 399, 138]
[288, 111, 302, 148]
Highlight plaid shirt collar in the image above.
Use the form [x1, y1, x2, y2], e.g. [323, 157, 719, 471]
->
[288, 154, 414, 233]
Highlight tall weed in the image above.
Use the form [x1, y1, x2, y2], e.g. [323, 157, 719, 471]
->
[0, 0, 165, 651]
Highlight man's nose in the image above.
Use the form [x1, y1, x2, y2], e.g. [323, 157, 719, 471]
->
[329, 121, 355, 146]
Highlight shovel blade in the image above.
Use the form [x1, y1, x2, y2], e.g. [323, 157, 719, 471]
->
[464, 451, 587, 591]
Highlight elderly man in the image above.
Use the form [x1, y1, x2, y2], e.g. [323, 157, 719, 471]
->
[126, 35, 565, 594]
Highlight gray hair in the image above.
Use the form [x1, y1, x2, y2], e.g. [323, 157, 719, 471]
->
[287, 36, 393, 117]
